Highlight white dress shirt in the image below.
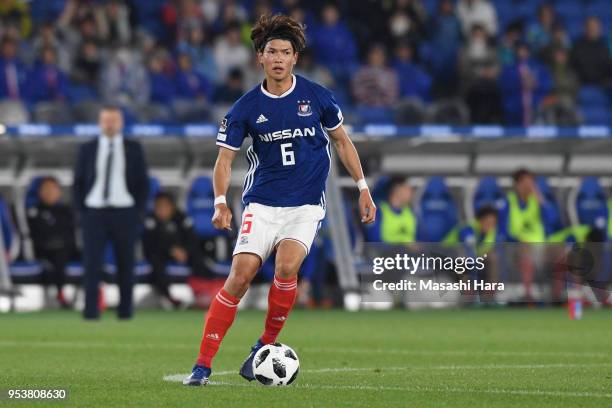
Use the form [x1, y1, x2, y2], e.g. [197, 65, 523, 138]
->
[85, 134, 135, 208]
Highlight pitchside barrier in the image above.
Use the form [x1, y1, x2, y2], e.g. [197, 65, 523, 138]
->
[1, 124, 612, 311]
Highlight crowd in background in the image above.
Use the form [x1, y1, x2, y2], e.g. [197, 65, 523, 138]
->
[0, 0, 611, 125]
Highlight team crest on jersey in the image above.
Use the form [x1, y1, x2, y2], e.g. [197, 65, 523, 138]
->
[297, 100, 312, 117]
[219, 118, 228, 133]
[239, 235, 249, 245]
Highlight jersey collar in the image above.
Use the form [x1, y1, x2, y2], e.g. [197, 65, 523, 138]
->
[260, 74, 296, 99]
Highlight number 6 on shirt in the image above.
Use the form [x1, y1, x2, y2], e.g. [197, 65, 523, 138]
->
[280, 143, 295, 166]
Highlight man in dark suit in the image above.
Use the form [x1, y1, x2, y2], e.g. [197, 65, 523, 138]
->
[73, 106, 149, 320]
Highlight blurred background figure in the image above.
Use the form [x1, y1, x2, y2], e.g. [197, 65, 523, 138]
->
[499, 42, 551, 125]
[501, 169, 547, 302]
[27, 177, 77, 308]
[352, 44, 399, 108]
[143, 192, 202, 309]
[369, 176, 417, 244]
[73, 106, 149, 320]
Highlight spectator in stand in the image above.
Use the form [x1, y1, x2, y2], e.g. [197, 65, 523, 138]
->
[459, 24, 502, 123]
[0, 37, 26, 100]
[310, 3, 358, 83]
[459, 24, 498, 88]
[100, 47, 149, 108]
[499, 41, 552, 125]
[393, 41, 431, 102]
[177, 26, 218, 84]
[527, 3, 556, 54]
[28, 22, 70, 71]
[143, 192, 203, 309]
[294, 48, 335, 89]
[24, 46, 70, 105]
[57, 3, 103, 64]
[456, 0, 498, 37]
[549, 46, 579, 105]
[211, 0, 248, 34]
[428, 0, 462, 97]
[27, 177, 77, 309]
[352, 44, 399, 108]
[213, 23, 251, 81]
[498, 21, 524, 66]
[175, 53, 212, 101]
[95, 0, 131, 46]
[539, 23, 571, 65]
[571, 16, 611, 86]
[0, 0, 32, 39]
[212, 67, 245, 104]
[387, 0, 427, 46]
[147, 50, 175, 105]
[71, 40, 102, 89]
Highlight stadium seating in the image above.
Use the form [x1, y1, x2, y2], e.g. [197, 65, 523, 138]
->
[473, 176, 507, 214]
[417, 177, 458, 242]
[536, 176, 565, 235]
[187, 176, 226, 239]
[575, 177, 608, 229]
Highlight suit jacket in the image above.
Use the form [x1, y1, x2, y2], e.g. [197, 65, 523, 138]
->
[73, 137, 149, 215]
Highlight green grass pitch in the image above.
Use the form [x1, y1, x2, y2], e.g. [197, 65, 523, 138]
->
[1, 308, 611, 407]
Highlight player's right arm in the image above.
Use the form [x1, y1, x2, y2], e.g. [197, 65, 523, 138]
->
[212, 147, 237, 231]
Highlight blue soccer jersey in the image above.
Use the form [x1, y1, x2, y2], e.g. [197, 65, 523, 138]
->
[216, 74, 343, 208]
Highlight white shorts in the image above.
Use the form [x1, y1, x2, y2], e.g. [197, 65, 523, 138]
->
[233, 202, 326, 263]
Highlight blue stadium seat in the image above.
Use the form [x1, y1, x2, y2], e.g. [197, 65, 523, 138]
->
[473, 176, 507, 214]
[417, 176, 458, 242]
[582, 107, 609, 125]
[186, 176, 226, 238]
[1, 195, 14, 251]
[578, 86, 608, 107]
[536, 176, 564, 235]
[354, 106, 394, 124]
[25, 176, 44, 209]
[575, 177, 608, 229]
[555, 1, 585, 22]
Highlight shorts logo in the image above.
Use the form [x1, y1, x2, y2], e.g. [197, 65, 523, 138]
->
[297, 100, 312, 117]
[239, 235, 249, 245]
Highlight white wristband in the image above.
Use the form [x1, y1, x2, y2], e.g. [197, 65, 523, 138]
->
[214, 195, 227, 206]
[356, 178, 368, 191]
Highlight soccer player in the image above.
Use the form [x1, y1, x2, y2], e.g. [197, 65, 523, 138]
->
[183, 14, 376, 386]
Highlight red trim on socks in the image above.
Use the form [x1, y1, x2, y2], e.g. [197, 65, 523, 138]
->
[197, 289, 240, 367]
[260, 277, 298, 345]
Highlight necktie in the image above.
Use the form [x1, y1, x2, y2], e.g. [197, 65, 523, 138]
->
[103, 143, 114, 204]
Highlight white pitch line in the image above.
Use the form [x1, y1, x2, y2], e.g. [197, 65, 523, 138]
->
[163, 363, 612, 382]
[165, 370, 612, 399]
[1, 340, 610, 360]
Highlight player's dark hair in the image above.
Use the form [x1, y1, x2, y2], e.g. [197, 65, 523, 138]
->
[250, 14, 306, 53]
[512, 168, 533, 184]
[476, 205, 498, 220]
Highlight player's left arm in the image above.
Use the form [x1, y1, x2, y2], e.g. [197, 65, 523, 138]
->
[328, 125, 376, 224]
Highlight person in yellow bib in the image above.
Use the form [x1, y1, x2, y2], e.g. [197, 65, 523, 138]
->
[443, 206, 502, 303]
[369, 176, 417, 244]
[502, 169, 548, 302]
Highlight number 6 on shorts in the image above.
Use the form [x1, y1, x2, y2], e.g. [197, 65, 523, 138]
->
[241, 213, 253, 234]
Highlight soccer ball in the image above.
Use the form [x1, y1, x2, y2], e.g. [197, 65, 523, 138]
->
[252, 343, 299, 386]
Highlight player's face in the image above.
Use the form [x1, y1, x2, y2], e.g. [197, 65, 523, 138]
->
[258, 39, 298, 82]
[99, 109, 124, 137]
